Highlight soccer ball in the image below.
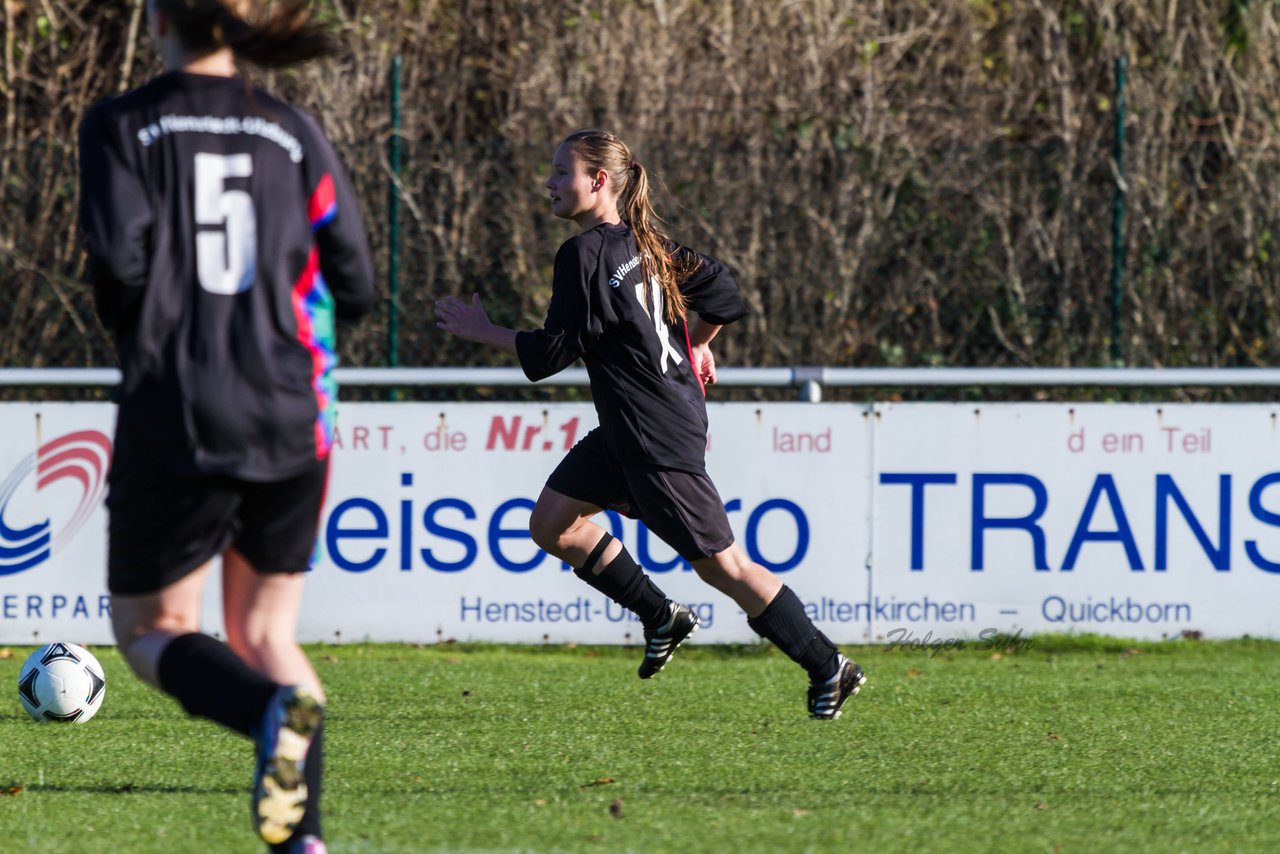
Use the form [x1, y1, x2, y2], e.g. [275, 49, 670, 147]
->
[17, 642, 107, 723]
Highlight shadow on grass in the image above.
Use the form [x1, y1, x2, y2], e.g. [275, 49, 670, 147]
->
[0, 711, 192, 723]
[22, 783, 241, 795]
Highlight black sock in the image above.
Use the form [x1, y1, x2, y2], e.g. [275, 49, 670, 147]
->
[573, 536, 670, 629]
[747, 586, 840, 682]
[271, 723, 324, 851]
[155, 632, 278, 737]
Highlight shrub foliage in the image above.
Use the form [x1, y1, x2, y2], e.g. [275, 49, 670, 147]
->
[3, 1, 1279, 372]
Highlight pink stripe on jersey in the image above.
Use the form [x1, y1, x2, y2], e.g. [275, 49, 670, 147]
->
[682, 321, 706, 397]
[309, 173, 337, 229]
[290, 246, 331, 458]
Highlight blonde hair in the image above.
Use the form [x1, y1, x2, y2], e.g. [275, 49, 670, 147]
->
[561, 128, 700, 323]
[154, 0, 336, 68]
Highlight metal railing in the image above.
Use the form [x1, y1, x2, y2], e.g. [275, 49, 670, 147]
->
[2, 367, 1278, 402]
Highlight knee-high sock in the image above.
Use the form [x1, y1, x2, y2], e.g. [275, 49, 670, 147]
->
[747, 586, 840, 682]
[156, 632, 277, 737]
[572, 534, 669, 630]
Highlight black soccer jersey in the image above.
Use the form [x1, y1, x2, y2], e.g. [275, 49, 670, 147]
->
[515, 222, 748, 473]
[79, 71, 374, 480]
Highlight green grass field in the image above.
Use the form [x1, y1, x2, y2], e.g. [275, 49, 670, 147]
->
[1, 636, 1278, 853]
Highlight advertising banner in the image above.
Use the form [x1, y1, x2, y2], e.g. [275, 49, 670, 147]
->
[873, 403, 1280, 642]
[1, 401, 1276, 644]
[0, 404, 116, 645]
[302, 403, 869, 644]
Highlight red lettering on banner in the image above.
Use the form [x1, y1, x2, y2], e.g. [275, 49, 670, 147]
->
[332, 424, 394, 451]
[423, 424, 467, 452]
[487, 416, 522, 450]
[1162, 426, 1212, 454]
[1101, 432, 1143, 453]
[772, 427, 832, 453]
[486, 415, 580, 451]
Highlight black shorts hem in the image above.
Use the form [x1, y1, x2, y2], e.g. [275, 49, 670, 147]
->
[544, 429, 734, 562]
[107, 459, 328, 596]
[107, 528, 233, 596]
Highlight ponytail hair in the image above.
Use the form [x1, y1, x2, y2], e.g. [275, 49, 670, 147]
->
[561, 128, 700, 324]
[155, 0, 337, 69]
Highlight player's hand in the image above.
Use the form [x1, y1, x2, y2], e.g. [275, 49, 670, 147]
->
[691, 343, 717, 385]
[434, 293, 492, 343]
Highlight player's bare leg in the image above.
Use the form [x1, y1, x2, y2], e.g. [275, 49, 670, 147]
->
[528, 486, 617, 567]
[222, 548, 325, 846]
[690, 543, 782, 619]
[110, 561, 211, 687]
[530, 486, 695, 676]
[222, 548, 323, 701]
[695, 543, 865, 719]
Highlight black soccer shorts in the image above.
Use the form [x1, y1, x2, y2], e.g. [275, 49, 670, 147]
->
[106, 457, 329, 595]
[545, 428, 735, 562]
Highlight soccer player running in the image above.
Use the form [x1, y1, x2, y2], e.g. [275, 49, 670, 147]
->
[78, 2, 373, 850]
[434, 129, 865, 719]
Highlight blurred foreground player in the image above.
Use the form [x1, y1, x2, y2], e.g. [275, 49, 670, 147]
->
[79, 1, 373, 849]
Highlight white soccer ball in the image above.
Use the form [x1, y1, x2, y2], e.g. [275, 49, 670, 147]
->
[17, 642, 107, 723]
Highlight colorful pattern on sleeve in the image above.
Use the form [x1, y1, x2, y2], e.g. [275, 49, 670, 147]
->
[309, 172, 338, 230]
[291, 247, 337, 457]
[292, 172, 341, 457]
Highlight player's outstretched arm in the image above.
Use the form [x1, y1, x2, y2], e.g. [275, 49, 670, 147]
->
[434, 293, 519, 356]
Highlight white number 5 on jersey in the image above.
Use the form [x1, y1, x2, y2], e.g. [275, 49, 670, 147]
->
[194, 152, 258, 294]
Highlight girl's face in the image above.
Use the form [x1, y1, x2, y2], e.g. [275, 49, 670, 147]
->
[546, 143, 611, 224]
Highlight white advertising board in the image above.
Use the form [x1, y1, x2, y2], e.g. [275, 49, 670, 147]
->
[873, 403, 1280, 641]
[0, 404, 115, 645]
[1, 401, 1276, 645]
[301, 403, 869, 644]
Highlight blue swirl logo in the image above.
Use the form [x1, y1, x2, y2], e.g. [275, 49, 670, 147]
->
[0, 431, 112, 575]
